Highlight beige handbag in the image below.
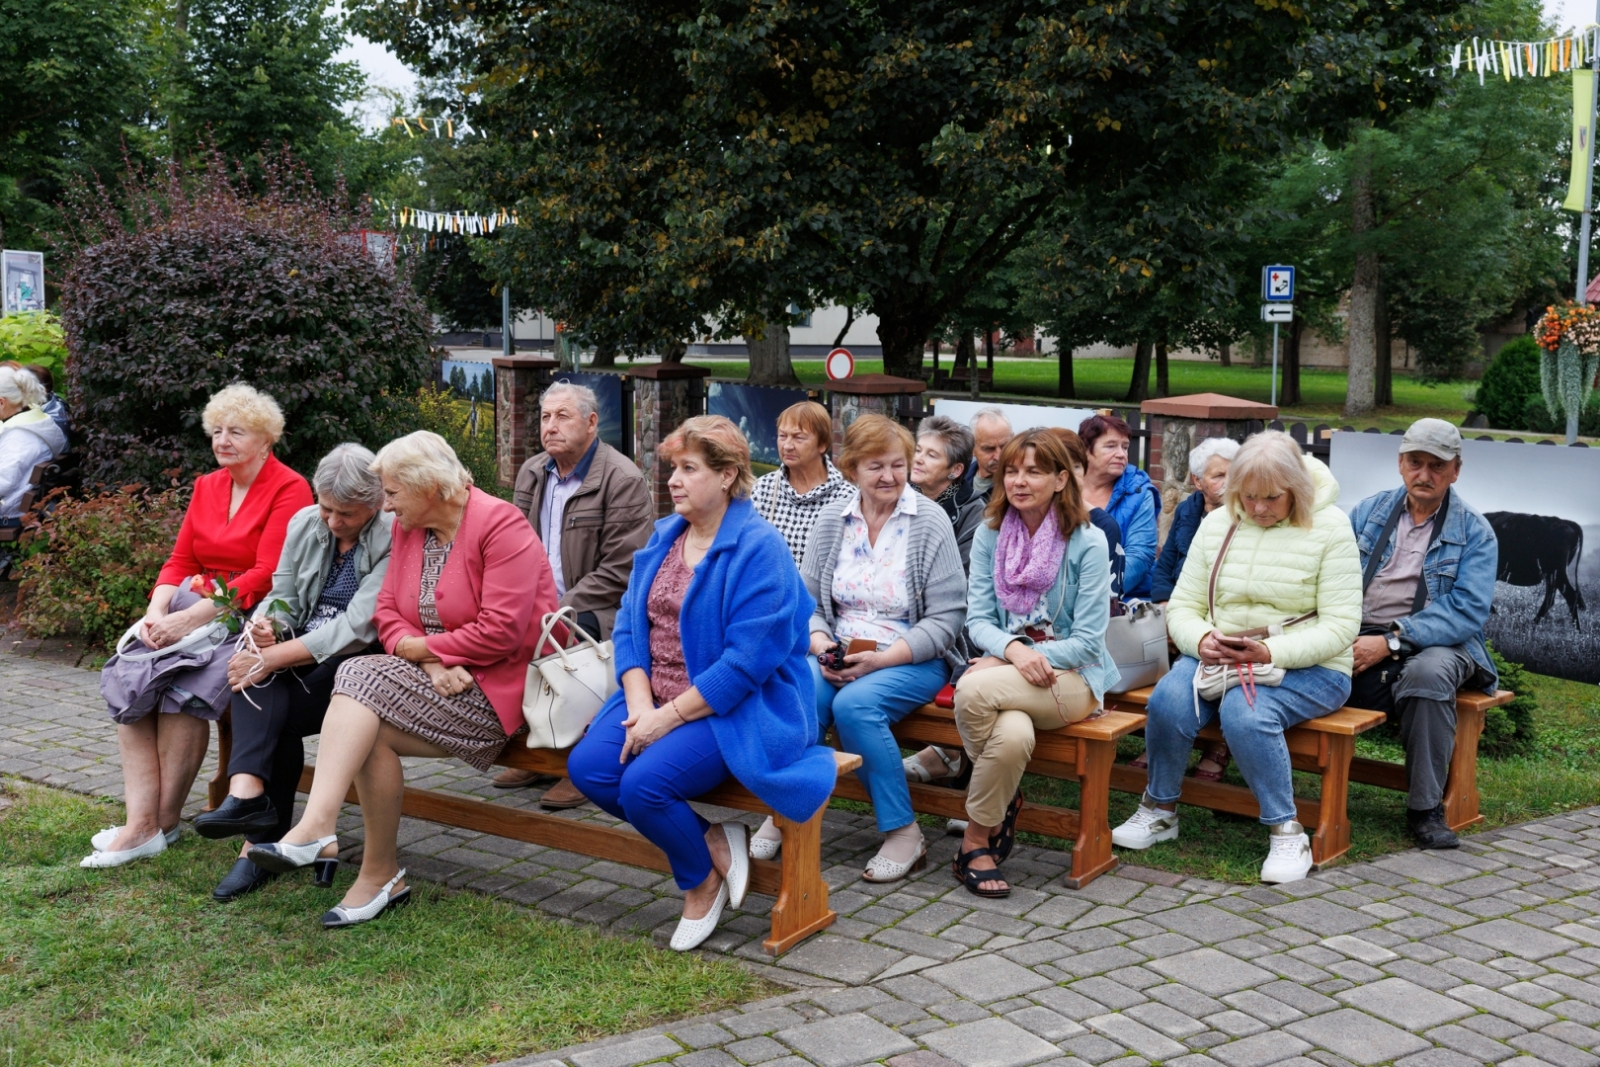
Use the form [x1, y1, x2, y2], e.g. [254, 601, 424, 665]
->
[522, 607, 617, 749]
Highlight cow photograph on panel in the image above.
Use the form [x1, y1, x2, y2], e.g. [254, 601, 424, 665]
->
[1331, 433, 1599, 683]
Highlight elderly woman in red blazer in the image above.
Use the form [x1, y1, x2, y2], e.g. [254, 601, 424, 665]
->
[251, 431, 558, 927]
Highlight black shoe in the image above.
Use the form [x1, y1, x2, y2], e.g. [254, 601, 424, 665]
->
[212, 858, 279, 901]
[193, 795, 280, 839]
[1407, 805, 1460, 850]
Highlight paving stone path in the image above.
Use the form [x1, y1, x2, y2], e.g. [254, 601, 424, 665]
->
[7, 647, 1600, 1067]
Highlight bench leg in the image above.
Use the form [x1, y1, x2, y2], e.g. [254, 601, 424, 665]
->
[206, 710, 232, 812]
[763, 811, 836, 955]
[1443, 703, 1485, 832]
[1065, 736, 1118, 889]
[1311, 735, 1353, 867]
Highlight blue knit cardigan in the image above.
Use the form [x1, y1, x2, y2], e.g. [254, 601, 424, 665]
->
[605, 497, 838, 823]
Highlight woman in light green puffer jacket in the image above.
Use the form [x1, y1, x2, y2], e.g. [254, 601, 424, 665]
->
[1112, 431, 1361, 885]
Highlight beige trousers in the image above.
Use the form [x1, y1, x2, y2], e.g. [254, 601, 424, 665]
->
[953, 664, 1096, 825]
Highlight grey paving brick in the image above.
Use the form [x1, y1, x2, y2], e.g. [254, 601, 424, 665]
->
[921, 1017, 1065, 1067]
[1149, 949, 1275, 996]
[1544, 1022, 1600, 1052]
[1122, 1001, 1207, 1039]
[1336, 977, 1476, 1030]
[1424, 1023, 1518, 1062]
[923, 956, 1052, 1002]
[1508, 1032, 1600, 1067]
[1452, 984, 1563, 1028]
[1083, 1014, 1189, 1061]
[1031, 986, 1116, 1020]
[1208, 1032, 1315, 1067]
[571, 1035, 686, 1067]
[1257, 981, 1340, 1016]
[1263, 899, 1379, 938]
[1057, 1035, 1127, 1065]
[1054, 947, 1149, 978]
[675, 1052, 740, 1067]
[1204, 1010, 1268, 1038]
[1004, 1005, 1087, 1041]
[725, 1039, 789, 1064]
[931, 1001, 994, 1024]
[725, 1009, 808, 1039]
[1392, 1051, 1485, 1067]
[1222, 989, 1304, 1027]
[1456, 920, 1583, 961]
[774, 1013, 917, 1067]
[1068, 977, 1149, 1012]
[1150, 905, 1268, 944]
[668, 1024, 737, 1050]
[777, 936, 904, 984]
[1286, 1008, 1431, 1065]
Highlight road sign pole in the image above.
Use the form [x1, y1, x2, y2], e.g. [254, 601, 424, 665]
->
[1271, 323, 1280, 408]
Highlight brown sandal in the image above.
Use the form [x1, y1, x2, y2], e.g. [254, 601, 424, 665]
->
[1190, 743, 1230, 783]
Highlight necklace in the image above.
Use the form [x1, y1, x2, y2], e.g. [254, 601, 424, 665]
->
[686, 529, 715, 552]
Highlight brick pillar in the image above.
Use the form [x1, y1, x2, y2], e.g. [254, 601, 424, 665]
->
[628, 363, 711, 517]
[1141, 393, 1277, 543]
[493, 354, 559, 487]
[824, 375, 929, 458]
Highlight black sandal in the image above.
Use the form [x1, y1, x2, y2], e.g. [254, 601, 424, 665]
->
[989, 789, 1024, 864]
[952, 846, 1011, 898]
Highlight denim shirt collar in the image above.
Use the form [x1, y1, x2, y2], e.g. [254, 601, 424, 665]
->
[545, 436, 600, 486]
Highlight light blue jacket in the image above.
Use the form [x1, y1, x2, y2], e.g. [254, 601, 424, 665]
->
[966, 519, 1120, 702]
[1348, 486, 1499, 693]
[1106, 466, 1159, 599]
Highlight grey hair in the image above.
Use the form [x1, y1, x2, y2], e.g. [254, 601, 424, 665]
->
[1188, 436, 1240, 478]
[313, 443, 383, 508]
[917, 414, 975, 474]
[543, 381, 599, 419]
[0, 366, 47, 411]
[969, 407, 1011, 434]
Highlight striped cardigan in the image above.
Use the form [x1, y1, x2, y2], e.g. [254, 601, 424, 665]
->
[800, 490, 969, 673]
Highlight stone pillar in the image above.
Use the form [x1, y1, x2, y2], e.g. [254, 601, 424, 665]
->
[629, 363, 711, 517]
[824, 375, 929, 458]
[1141, 393, 1277, 543]
[493, 354, 560, 487]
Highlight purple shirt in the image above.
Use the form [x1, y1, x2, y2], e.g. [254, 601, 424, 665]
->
[539, 437, 599, 597]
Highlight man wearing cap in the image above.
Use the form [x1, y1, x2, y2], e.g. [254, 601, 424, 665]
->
[1347, 418, 1499, 850]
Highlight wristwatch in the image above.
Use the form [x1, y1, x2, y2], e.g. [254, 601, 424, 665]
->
[1385, 630, 1402, 656]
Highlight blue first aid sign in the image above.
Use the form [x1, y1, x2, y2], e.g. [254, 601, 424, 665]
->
[1262, 265, 1295, 302]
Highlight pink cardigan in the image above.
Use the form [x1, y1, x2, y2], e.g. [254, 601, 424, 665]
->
[374, 487, 558, 735]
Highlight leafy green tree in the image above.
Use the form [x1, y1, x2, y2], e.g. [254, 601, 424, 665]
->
[355, 0, 1456, 379]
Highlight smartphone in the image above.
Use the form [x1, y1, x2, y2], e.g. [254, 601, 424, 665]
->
[1215, 633, 1251, 647]
[845, 638, 877, 657]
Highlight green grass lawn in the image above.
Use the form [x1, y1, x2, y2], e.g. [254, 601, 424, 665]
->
[682, 357, 1475, 432]
[0, 782, 768, 1067]
[1010, 668, 1600, 884]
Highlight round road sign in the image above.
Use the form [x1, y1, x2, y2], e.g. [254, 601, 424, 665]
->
[825, 347, 855, 381]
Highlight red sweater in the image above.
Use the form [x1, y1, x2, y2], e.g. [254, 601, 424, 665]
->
[155, 454, 313, 609]
[375, 487, 560, 735]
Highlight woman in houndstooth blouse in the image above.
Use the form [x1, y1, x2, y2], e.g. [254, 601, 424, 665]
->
[750, 401, 854, 565]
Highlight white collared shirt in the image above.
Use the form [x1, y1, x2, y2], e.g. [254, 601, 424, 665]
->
[831, 483, 919, 648]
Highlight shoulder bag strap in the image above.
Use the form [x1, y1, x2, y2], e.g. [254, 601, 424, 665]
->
[1410, 491, 1450, 616]
[1209, 522, 1240, 625]
[1361, 493, 1409, 591]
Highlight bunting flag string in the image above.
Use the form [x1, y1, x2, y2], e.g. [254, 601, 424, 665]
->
[390, 114, 477, 139]
[377, 201, 518, 236]
[1447, 28, 1600, 84]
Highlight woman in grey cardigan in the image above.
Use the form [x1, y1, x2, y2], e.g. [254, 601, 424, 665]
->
[750, 414, 966, 882]
[190, 444, 393, 901]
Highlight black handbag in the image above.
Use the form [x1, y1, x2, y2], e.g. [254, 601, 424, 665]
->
[1349, 494, 1446, 713]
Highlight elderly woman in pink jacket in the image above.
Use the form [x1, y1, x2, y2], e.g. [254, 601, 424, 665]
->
[250, 432, 559, 927]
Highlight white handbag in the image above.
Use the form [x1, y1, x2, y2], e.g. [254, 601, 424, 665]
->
[1105, 600, 1171, 694]
[522, 607, 618, 749]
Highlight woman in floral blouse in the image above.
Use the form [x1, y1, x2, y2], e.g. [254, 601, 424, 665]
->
[749, 414, 966, 883]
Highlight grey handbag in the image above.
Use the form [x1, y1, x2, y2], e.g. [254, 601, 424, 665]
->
[1105, 600, 1171, 694]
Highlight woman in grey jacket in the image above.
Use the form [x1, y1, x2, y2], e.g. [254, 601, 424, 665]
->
[751, 414, 965, 882]
[191, 444, 393, 901]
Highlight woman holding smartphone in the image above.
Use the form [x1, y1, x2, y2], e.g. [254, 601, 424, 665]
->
[1110, 431, 1360, 885]
[748, 414, 966, 883]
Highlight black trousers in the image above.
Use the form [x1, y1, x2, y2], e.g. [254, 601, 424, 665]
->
[228, 651, 368, 844]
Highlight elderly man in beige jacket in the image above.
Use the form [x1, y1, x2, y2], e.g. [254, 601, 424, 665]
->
[494, 381, 653, 802]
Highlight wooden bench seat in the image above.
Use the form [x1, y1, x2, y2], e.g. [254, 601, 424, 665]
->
[0, 460, 53, 546]
[1101, 686, 1514, 866]
[209, 722, 860, 956]
[840, 705, 1147, 888]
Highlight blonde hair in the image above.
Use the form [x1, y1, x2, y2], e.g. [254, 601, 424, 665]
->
[661, 415, 755, 498]
[371, 431, 473, 503]
[202, 384, 285, 445]
[1225, 430, 1316, 529]
[837, 413, 914, 483]
[0, 366, 47, 411]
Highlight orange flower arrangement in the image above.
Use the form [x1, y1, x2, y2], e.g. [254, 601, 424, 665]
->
[1536, 302, 1600, 354]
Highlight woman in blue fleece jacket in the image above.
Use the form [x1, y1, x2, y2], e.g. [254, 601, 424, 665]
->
[1078, 415, 1159, 599]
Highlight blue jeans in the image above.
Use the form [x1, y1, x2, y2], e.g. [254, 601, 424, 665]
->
[567, 701, 730, 890]
[1145, 656, 1352, 826]
[813, 657, 949, 833]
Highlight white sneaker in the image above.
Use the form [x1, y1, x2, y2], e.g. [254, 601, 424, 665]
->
[1260, 822, 1313, 884]
[1111, 798, 1180, 850]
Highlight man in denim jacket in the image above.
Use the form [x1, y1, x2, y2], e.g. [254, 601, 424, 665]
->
[1348, 419, 1499, 850]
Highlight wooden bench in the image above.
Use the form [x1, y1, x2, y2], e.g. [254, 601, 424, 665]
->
[206, 721, 861, 956]
[0, 460, 54, 547]
[833, 705, 1147, 888]
[1101, 686, 1515, 866]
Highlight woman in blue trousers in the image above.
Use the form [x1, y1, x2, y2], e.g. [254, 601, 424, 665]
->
[567, 416, 837, 952]
[748, 414, 966, 883]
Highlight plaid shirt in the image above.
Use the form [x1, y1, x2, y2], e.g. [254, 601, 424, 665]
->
[751, 459, 856, 566]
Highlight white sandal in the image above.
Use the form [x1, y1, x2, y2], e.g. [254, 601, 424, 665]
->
[720, 823, 749, 908]
[92, 824, 180, 852]
[902, 746, 963, 783]
[863, 837, 928, 883]
[80, 828, 167, 869]
[321, 869, 411, 928]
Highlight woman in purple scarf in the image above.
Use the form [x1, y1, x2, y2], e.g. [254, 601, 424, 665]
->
[953, 429, 1118, 897]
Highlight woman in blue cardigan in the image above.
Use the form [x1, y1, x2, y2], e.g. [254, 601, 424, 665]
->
[953, 429, 1118, 897]
[567, 416, 837, 952]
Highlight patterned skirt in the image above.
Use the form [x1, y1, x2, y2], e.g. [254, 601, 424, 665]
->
[331, 655, 507, 770]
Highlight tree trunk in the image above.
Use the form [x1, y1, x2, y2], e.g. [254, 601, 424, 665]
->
[1282, 314, 1303, 407]
[1218, 341, 1231, 368]
[746, 324, 800, 386]
[1057, 341, 1076, 398]
[981, 329, 994, 399]
[1155, 340, 1170, 398]
[1345, 153, 1379, 418]
[1125, 340, 1152, 402]
[876, 297, 934, 379]
[660, 340, 687, 364]
[591, 344, 617, 369]
[1374, 273, 1393, 407]
[954, 332, 974, 371]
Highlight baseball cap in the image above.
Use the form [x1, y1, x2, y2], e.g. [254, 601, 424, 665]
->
[1399, 418, 1461, 460]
